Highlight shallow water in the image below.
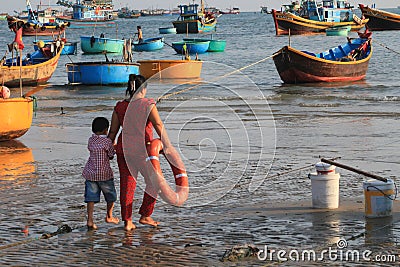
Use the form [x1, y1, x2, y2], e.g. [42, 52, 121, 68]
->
[1, 10, 400, 265]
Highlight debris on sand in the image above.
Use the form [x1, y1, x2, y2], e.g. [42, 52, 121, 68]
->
[41, 224, 72, 239]
[220, 244, 259, 262]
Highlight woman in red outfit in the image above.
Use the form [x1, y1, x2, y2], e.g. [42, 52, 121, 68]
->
[108, 74, 166, 230]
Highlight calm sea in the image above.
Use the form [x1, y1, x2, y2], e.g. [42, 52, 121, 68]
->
[0, 10, 400, 265]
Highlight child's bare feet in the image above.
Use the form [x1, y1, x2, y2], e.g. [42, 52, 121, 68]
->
[87, 223, 98, 230]
[124, 220, 136, 231]
[139, 216, 160, 227]
[105, 216, 120, 224]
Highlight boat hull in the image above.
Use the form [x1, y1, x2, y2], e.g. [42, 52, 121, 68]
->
[34, 41, 77, 55]
[183, 38, 226, 52]
[0, 44, 63, 87]
[0, 97, 33, 141]
[359, 4, 400, 31]
[273, 45, 372, 84]
[57, 17, 115, 28]
[159, 27, 177, 34]
[172, 41, 210, 54]
[137, 60, 203, 79]
[66, 62, 140, 85]
[272, 9, 368, 35]
[326, 26, 351, 36]
[80, 36, 124, 54]
[133, 37, 164, 52]
[172, 20, 216, 34]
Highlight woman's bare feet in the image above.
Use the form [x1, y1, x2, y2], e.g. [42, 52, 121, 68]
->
[139, 216, 160, 227]
[105, 216, 120, 224]
[124, 220, 136, 231]
[87, 223, 98, 230]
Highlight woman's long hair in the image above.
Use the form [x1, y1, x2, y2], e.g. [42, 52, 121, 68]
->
[126, 74, 147, 98]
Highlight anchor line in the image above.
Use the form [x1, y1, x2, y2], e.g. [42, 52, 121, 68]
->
[374, 40, 400, 55]
[157, 54, 275, 102]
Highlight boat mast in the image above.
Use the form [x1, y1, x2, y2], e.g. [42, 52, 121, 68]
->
[26, 0, 38, 21]
[201, 0, 204, 14]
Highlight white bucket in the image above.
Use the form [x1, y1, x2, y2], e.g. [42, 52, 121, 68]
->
[363, 179, 395, 218]
[309, 172, 340, 209]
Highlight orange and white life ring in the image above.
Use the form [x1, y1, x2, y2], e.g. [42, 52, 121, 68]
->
[146, 138, 189, 206]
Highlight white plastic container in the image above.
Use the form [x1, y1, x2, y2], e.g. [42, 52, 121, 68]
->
[363, 179, 395, 218]
[309, 162, 340, 209]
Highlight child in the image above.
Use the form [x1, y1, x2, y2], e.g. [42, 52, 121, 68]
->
[82, 117, 119, 230]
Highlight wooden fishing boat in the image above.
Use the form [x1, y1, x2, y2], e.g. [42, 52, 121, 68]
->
[0, 41, 63, 87]
[137, 59, 203, 80]
[183, 38, 226, 52]
[66, 61, 140, 85]
[8, 0, 69, 36]
[272, 31, 372, 83]
[159, 27, 177, 34]
[56, 0, 115, 28]
[272, 0, 368, 35]
[133, 37, 164, 52]
[359, 4, 400, 31]
[220, 7, 240, 15]
[6, 15, 69, 37]
[0, 97, 34, 141]
[172, 0, 217, 34]
[172, 41, 210, 54]
[80, 36, 124, 54]
[117, 7, 141, 19]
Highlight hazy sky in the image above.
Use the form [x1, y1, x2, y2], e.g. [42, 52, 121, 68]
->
[2, 0, 398, 13]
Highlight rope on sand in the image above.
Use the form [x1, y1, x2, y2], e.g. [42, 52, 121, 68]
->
[157, 54, 275, 102]
[0, 224, 72, 251]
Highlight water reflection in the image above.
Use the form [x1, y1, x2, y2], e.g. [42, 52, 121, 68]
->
[0, 140, 35, 182]
[311, 212, 341, 245]
[365, 216, 394, 247]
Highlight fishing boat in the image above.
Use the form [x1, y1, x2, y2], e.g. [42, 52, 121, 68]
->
[183, 38, 226, 52]
[359, 4, 400, 31]
[159, 27, 177, 34]
[172, 0, 217, 34]
[272, 30, 372, 83]
[0, 96, 34, 141]
[33, 39, 78, 55]
[272, 0, 369, 35]
[261, 6, 271, 14]
[137, 59, 203, 80]
[66, 61, 140, 85]
[1, 35, 63, 87]
[172, 41, 210, 54]
[80, 35, 124, 54]
[220, 7, 240, 15]
[117, 7, 140, 19]
[7, 0, 69, 37]
[133, 37, 164, 52]
[56, 0, 115, 28]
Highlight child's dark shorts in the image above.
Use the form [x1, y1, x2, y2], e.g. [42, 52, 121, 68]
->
[84, 179, 117, 203]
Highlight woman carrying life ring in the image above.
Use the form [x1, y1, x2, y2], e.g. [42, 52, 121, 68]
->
[108, 74, 189, 230]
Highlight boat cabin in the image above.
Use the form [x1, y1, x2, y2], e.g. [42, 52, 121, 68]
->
[294, 0, 354, 22]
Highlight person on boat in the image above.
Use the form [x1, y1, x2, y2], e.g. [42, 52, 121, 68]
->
[135, 26, 143, 43]
[108, 74, 172, 230]
[82, 117, 120, 230]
